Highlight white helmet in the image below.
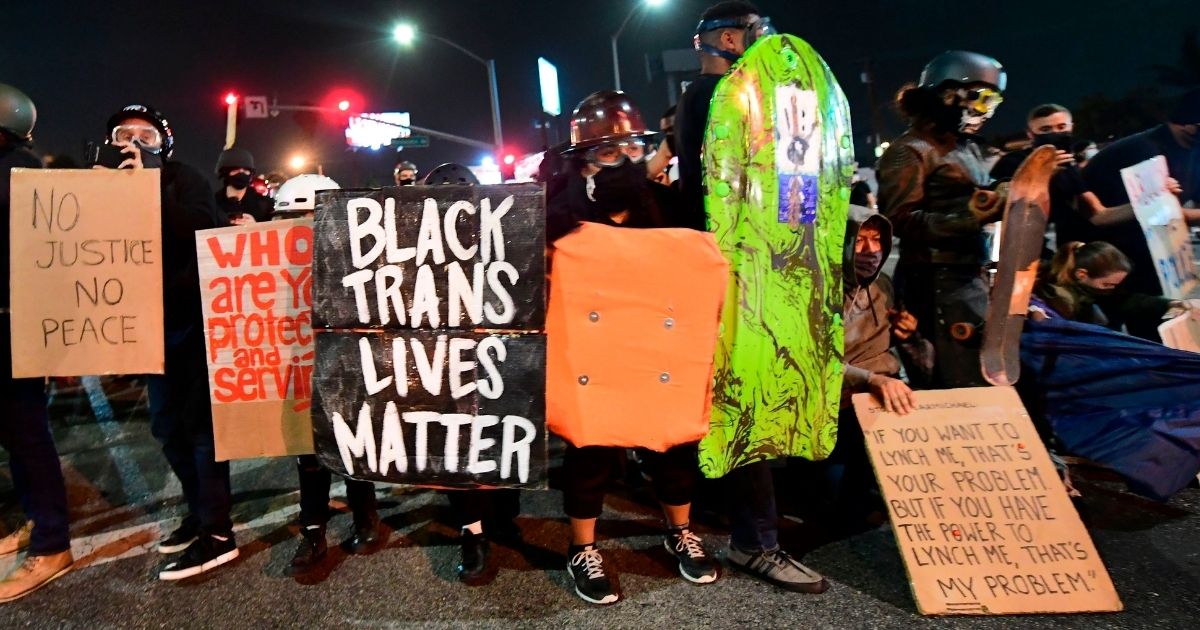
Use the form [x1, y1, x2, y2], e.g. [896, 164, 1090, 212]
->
[273, 174, 340, 217]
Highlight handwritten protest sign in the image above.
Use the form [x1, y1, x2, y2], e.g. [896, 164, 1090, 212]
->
[1121, 156, 1198, 299]
[8, 169, 163, 377]
[196, 219, 315, 460]
[311, 184, 547, 488]
[853, 387, 1121, 615]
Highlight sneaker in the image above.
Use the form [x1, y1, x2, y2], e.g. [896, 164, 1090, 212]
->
[0, 521, 33, 558]
[287, 526, 327, 576]
[664, 528, 719, 584]
[0, 550, 73, 603]
[159, 533, 239, 581]
[727, 546, 828, 594]
[157, 522, 198, 555]
[567, 545, 620, 605]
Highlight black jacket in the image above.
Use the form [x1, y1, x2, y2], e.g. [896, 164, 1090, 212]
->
[674, 73, 722, 232]
[215, 186, 273, 222]
[1, 143, 42, 310]
[162, 161, 227, 333]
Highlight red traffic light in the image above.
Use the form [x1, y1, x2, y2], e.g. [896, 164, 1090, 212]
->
[324, 88, 363, 117]
[337, 100, 351, 112]
[224, 92, 238, 106]
[502, 153, 516, 165]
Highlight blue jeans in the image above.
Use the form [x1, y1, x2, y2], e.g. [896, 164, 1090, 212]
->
[146, 329, 232, 535]
[728, 460, 779, 553]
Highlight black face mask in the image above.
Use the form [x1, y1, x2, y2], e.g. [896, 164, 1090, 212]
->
[224, 172, 252, 190]
[587, 161, 649, 219]
[1075, 282, 1115, 298]
[854, 250, 884, 281]
[397, 177, 415, 186]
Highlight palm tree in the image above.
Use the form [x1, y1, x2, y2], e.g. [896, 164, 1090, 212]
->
[1147, 26, 1200, 88]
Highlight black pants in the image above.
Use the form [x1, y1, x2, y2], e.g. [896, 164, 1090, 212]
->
[562, 443, 698, 520]
[296, 455, 377, 528]
[896, 262, 989, 388]
[0, 323, 70, 555]
[445, 489, 521, 529]
[146, 329, 232, 535]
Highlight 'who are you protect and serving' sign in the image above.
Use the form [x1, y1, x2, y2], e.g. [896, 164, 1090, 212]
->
[311, 184, 547, 488]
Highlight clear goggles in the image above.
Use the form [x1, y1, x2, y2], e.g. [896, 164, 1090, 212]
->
[111, 124, 163, 150]
[584, 138, 648, 168]
[955, 87, 1004, 116]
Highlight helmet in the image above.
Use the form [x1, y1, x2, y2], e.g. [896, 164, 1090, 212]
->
[422, 163, 479, 186]
[394, 160, 418, 175]
[566, 91, 656, 153]
[105, 103, 175, 158]
[919, 51, 1007, 92]
[215, 146, 255, 175]
[0, 83, 36, 141]
[274, 174, 340, 217]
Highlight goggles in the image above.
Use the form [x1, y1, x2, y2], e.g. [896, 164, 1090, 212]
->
[111, 124, 163, 151]
[955, 87, 1004, 116]
[693, 16, 776, 58]
[585, 138, 647, 167]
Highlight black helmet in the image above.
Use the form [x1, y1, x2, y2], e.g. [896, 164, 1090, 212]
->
[215, 146, 255, 175]
[394, 160, 418, 174]
[0, 83, 36, 141]
[105, 103, 175, 158]
[566, 91, 656, 153]
[422, 163, 480, 186]
[919, 51, 1006, 92]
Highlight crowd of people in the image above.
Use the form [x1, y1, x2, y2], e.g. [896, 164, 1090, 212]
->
[2, 0, 1199, 610]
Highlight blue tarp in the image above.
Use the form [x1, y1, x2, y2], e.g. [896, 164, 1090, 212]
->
[1019, 317, 1200, 501]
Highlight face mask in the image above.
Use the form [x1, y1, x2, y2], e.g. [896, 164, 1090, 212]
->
[397, 177, 415, 186]
[854, 250, 883, 280]
[1075, 282, 1114, 298]
[225, 172, 252, 190]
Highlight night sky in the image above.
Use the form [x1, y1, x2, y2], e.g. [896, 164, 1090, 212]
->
[3, 0, 1194, 187]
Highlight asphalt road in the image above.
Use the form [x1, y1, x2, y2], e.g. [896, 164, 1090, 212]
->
[1, 378, 1198, 629]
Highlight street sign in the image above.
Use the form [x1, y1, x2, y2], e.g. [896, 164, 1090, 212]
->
[244, 96, 269, 119]
[395, 135, 430, 148]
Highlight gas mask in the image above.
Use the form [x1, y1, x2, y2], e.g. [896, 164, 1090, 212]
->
[947, 86, 1003, 133]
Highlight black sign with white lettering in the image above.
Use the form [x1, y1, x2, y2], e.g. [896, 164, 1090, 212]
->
[311, 184, 547, 488]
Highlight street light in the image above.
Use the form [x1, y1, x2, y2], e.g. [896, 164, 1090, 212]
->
[612, 0, 668, 91]
[289, 154, 307, 171]
[393, 21, 504, 150]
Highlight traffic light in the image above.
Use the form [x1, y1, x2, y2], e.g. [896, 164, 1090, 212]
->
[499, 149, 517, 181]
[323, 88, 363, 120]
[224, 92, 238, 106]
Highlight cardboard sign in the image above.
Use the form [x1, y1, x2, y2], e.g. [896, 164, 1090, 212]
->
[196, 219, 315, 460]
[311, 184, 547, 488]
[1121, 156, 1198, 299]
[1158, 312, 1200, 353]
[8, 168, 164, 377]
[853, 387, 1121, 615]
[546, 223, 727, 451]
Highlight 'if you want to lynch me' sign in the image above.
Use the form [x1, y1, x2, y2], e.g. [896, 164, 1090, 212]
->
[196, 219, 316, 460]
[9, 169, 163, 377]
[853, 387, 1121, 616]
[311, 184, 547, 488]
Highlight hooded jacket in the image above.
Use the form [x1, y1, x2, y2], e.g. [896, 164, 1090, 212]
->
[842, 206, 901, 406]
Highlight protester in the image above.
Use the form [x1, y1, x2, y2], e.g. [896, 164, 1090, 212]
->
[990, 104, 1135, 247]
[646, 105, 676, 185]
[549, 91, 720, 605]
[1082, 88, 1200, 302]
[1028, 241, 1186, 330]
[214, 146, 273, 224]
[878, 50, 1007, 389]
[393, 160, 418, 186]
[0, 83, 74, 603]
[96, 104, 237, 580]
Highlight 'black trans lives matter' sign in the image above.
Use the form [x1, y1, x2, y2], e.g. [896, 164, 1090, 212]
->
[311, 184, 547, 488]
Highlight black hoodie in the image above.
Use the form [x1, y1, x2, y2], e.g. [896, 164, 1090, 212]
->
[842, 206, 901, 405]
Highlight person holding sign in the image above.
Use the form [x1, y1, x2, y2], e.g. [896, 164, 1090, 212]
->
[550, 92, 721, 606]
[267, 174, 384, 575]
[94, 104, 239, 580]
[0, 83, 74, 603]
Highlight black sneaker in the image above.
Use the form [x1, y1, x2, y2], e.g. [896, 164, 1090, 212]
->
[159, 533, 239, 581]
[157, 522, 198, 554]
[287, 525, 327, 576]
[567, 545, 620, 605]
[664, 528, 719, 584]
